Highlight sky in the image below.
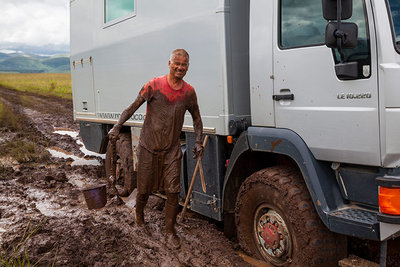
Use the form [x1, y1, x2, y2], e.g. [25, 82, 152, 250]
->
[0, 0, 70, 54]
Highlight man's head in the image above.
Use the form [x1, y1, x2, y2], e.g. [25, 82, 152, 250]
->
[169, 49, 189, 80]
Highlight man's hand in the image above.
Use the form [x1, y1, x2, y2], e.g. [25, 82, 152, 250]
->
[108, 125, 121, 143]
[192, 142, 204, 159]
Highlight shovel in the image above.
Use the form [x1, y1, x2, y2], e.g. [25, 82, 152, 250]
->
[179, 135, 209, 222]
[108, 139, 123, 204]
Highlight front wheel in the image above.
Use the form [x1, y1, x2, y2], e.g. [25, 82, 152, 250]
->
[235, 166, 346, 266]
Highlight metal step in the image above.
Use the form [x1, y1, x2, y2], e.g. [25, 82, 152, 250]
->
[328, 207, 380, 240]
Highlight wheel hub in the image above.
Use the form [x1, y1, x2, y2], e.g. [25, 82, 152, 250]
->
[254, 207, 292, 265]
[261, 223, 279, 249]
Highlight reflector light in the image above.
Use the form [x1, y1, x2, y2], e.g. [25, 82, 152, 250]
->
[227, 136, 233, 144]
[379, 187, 400, 215]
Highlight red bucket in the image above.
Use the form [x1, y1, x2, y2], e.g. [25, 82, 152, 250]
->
[82, 184, 107, 209]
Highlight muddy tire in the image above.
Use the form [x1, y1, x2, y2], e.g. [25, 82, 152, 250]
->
[235, 166, 346, 266]
[105, 132, 136, 196]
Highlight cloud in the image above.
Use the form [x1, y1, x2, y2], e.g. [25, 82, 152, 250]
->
[0, 0, 69, 48]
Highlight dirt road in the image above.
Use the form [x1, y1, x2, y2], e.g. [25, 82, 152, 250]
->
[0, 87, 251, 266]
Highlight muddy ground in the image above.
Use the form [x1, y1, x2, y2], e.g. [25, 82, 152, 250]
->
[0, 87, 251, 267]
[0, 86, 399, 267]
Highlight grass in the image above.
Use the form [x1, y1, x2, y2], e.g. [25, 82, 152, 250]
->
[0, 100, 20, 131]
[0, 99, 51, 164]
[0, 140, 50, 164]
[0, 220, 54, 267]
[0, 73, 71, 99]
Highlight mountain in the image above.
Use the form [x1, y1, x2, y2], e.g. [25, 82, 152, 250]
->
[0, 43, 69, 56]
[0, 53, 70, 73]
[0, 53, 11, 60]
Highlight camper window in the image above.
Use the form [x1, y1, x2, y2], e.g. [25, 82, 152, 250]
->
[104, 0, 135, 24]
[279, 0, 326, 49]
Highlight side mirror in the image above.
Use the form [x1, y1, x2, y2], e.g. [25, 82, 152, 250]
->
[335, 62, 359, 80]
[323, 0, 359, 79]
[325, 22, 358, 48]
[322, 0, 353, 20]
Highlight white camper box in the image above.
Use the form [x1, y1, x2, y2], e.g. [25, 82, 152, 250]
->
[70, 0, 250, 136]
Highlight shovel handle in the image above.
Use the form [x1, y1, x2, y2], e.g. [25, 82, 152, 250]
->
[109, 141, 119, 197]
[179, 135, 209, 221]
[199, 159, 206, 193]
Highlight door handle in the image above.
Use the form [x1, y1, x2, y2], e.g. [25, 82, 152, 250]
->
[272, 94, 294, 101]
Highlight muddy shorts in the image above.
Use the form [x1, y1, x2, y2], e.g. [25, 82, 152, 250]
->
[137, 144, 182, 194]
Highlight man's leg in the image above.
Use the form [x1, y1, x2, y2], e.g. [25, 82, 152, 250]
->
[163, 149, 182, 248]
[135, 193, 149, 226]
[135, 145, 153, 227]
[165, 192, 180, 248]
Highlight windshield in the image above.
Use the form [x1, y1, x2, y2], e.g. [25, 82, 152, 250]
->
[388, 0, 400, 49]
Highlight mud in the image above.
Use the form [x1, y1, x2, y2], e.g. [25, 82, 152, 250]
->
[2, 85, 400, 267]
[0, 86, 249, 266]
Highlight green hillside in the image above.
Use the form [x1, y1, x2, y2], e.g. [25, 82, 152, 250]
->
[42, 57, 70, 68]
[0, 53, 11, 59]
[0, 53, 70, 73]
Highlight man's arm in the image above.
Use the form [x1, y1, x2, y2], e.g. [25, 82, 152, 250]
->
[189, 95, 203, 159]
[108, 94, 145, 142]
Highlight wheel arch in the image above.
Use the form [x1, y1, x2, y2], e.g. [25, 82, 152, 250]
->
[222, 127, 344, 230]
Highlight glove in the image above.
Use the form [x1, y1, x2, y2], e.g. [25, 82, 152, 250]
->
[192, 142, 204, 159]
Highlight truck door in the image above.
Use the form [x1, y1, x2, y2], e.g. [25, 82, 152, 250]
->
[273, 0, 380, 166]
[72, 57, 96, 117]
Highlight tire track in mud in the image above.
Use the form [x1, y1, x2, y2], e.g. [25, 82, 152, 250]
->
[0, 86, 250, 267]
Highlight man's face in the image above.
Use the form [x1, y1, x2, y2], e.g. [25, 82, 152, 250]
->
[169, 55, 189, 80]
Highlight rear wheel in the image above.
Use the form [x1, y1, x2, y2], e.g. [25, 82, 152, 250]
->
[105, 132, 136, 196]
[235, 166, 346, 266]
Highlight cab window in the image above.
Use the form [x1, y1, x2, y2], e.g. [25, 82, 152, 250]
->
[279, 0, 326, 48]
[387, 0, 400, 52]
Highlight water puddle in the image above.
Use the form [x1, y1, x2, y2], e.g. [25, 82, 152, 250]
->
[68, 173, 93, 188]
[54, 128, 79, 139]
[47, 147, 101, 166]
[26, 187, 82, 218]
[50, 128, 105, 166]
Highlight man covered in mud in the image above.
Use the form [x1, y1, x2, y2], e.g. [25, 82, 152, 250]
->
[108, 49, 203, 249]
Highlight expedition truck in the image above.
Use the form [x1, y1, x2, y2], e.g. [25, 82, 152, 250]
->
[70, 0, 400, 265]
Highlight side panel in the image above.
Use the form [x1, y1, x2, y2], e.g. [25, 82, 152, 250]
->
[249, 0, 275, 126]
[70, 0, 96, 120]
[224, 0, 251, 131]
[185, 133, 228, 221]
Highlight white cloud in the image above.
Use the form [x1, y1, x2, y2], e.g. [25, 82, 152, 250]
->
[0, 0, 69, 48]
